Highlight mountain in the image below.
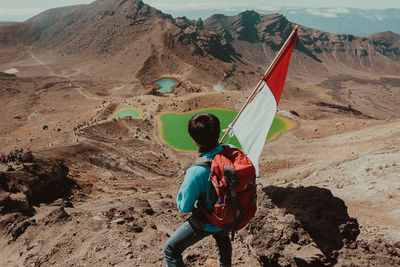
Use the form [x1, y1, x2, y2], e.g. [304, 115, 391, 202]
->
[1, 1, 399, 84]
[203, 11, 400, 76]
[1, 0, 241, 85]
[160, 7, 400, 36]
[0, 0, 399, 119]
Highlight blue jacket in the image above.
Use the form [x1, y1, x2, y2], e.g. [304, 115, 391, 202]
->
[176, 144, 223, 232]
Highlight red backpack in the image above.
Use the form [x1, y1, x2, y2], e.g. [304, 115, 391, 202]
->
[195, 146, 257, 240]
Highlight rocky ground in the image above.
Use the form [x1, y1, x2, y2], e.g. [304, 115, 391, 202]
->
[0, 41, 399, 266]
[1, 73, 399, 267]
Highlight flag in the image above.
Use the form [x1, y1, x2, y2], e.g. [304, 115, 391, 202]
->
[231, 28, 297, 176]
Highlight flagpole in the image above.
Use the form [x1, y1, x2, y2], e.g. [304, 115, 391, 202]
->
[219, 25, 298, 144]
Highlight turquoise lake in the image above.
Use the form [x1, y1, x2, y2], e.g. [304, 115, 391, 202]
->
[154, 78, 179, 93]
[114, 109, 140, 119]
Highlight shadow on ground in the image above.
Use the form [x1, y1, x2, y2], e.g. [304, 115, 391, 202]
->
[241, 185, 360, 266]
[264, 186, 359, 258]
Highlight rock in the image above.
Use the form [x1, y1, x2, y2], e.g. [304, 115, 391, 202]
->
[0, 158, 73, 204]
[240, 186, 360, 266]
[340, 219, 360, 244]
[41, 207, 70, 225]
[130, 198, 155, 215]
[91, 216, 103, 221]
[10, 218, 36, 240]
[6, 165, 15, 172]
[290, 110, 300, 117]
[286, 243, 324, 266]
[63, 200, 74, 208]
[51, 198, 64, 206]
[22, 151, 34, 162]
[42, 125, 48, 130]
[110, 218, 125, 224]
[0, 193, 34, 216]
[122, 242, 131, 248]
[205, 258, 219, 267]
[27, 242, 38, 251]
[127, 222, 143, 233]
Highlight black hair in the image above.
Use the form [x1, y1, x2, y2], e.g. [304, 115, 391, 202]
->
[188, 113, 220, 150]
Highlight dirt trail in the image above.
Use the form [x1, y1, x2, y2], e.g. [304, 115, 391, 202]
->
[26, 48, 101, 101]
[26, 48, 56, 76]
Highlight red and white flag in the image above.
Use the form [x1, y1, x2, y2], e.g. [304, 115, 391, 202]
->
[231, 28, 298, 176]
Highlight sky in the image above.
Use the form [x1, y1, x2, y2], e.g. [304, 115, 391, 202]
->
[0, 0, 399, 21]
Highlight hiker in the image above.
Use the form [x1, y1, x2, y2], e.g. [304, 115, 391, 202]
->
[16, 151, 23, 163]
[163, 113, 232, 267]
[0, 153, 6, 163]
[7, 151, 14, 163]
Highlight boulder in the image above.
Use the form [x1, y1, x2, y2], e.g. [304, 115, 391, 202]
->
[239, 186, 360, 266]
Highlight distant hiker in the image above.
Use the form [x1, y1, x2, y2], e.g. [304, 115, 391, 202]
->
[16, 152, 23, 163]
[0, 153, 6, 163]
[163, 112, 257, 266]
[7, 151, 14, 163]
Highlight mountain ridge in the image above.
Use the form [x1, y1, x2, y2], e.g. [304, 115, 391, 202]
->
[0, 0, 399, 89]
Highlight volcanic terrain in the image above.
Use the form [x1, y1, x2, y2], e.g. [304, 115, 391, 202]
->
[0, 0, 399, 266]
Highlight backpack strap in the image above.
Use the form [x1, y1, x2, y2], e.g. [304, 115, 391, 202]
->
[189, 157, 213, 228]
[190, 146, 230, 228]
[221, 144, 230, 150]
[193, 157, 213, 167]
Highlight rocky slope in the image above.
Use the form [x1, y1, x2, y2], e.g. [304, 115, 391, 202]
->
[203, 11, 400, 78]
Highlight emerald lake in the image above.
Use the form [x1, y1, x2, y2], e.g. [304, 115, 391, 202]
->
[159, 108, 293, 151]
[154, 78, 179, 94]
[114, 108, 140, 119]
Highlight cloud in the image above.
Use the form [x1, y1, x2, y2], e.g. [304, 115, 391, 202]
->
[325, 8, 350, 14]
[364, 15, 386, 21]
[306, 9, 338, 18]
[147, 1, 278, 12]
[304, 8, 350, 18]
[256, 7, 279, 12]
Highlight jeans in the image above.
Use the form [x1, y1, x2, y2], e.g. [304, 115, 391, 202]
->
[163, 220, 232, 267]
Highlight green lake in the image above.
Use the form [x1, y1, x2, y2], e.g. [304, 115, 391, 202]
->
[114, 108, 140, 119]
[159, 108, 293, 151]
[154, 78, 179, 94]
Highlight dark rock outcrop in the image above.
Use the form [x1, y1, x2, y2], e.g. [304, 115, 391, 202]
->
[0, 157, 75, 240]
[240, 186, 360, 266]
[0, 158, 71, 204]
[240, 185, 400, 266]
[40, 207, 70, 225]
[22, 151, 34, 163]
